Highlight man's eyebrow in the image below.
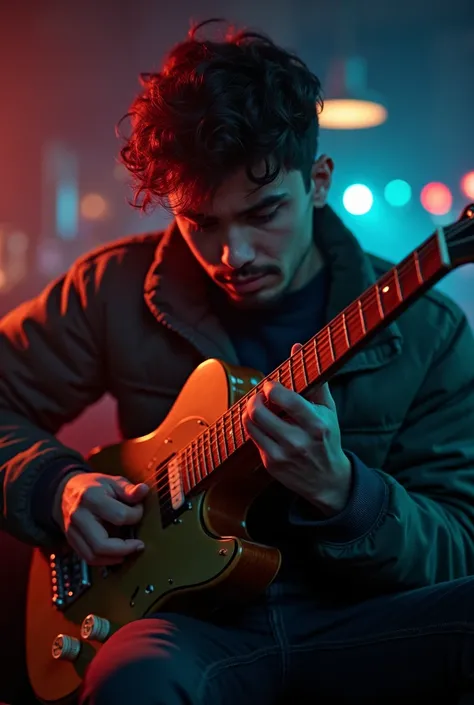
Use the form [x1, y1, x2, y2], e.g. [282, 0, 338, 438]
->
[182, 193, 289, 221]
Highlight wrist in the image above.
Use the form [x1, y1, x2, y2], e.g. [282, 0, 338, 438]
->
[305, 455, 353, 517]
[52, 469, 85, 530]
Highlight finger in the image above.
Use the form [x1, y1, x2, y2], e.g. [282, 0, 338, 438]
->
[112, 477, 150, 504]
[243, 416, 283, 466]
[74, 511, 145, 558]
[291, 342, 303, 355]
[262, 380, 317, 427]
[67, 526, 124, 566]
[247, 391, 298, 443]
[306, 382, 336, 411]
[66, 525, 95, 563]
[95, 495, 145, 526]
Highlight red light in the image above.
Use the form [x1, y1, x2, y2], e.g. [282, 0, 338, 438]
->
[420, 182, 452, 215]
[461, 172, 474, 199]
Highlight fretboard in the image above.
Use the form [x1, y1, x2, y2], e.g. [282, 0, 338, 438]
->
[176, 227, 451, 496]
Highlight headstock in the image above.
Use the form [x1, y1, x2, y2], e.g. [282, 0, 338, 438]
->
[445, 203, 474, 267]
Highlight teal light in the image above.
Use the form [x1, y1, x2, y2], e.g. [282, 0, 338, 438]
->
[384, 179, 412, 207]
[342, 184, 374, 215]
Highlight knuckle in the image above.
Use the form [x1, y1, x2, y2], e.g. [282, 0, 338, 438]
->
[81, 486, 99, 504]
[289, 436, 308, 454]
[110, 507, 127, 525]
[268, 447, 285, 464]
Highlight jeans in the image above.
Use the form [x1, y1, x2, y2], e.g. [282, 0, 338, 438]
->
[79, 574, 474, 705]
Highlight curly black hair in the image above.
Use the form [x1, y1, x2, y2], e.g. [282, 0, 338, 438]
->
[118, 18, 323, 214]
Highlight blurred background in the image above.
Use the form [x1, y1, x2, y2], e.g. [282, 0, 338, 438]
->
[0, 0, 473, 454]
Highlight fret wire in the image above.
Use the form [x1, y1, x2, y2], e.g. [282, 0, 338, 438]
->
[414, 250, 423, 285]
[205, 429, 214, 472]
[218, 417, 228, 461]
[187, 444, 196, 488]
[231, 407, 242, 447]
[235, 404, 244, 446]
[317, 327, 333, 370]
[288, 356, 295, 391]
[199, 432, 208, 477]
[280, 365, 291, 387]
[227, 411, 235, 454]
[342, 311, 350, 346]
[393, 267, 403, 301]
[183, 447, 192, 494]
[301, 347, 308, 386]
[375, 282, 384, 317]
[193, 441, 201, 485]
[327, 325, 335, 361]
[189, 440, 198, 484]
[236, 400, 246, 442]
[213, 426, 221, 466]
[313, 337, 321, 374]
[358, 299, 366, 334]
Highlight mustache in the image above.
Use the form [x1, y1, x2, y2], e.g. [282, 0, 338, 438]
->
[214, 266, 280, 283]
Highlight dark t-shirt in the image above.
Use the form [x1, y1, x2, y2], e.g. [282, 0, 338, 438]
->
[212, 269, 330, 557]
[213, 268, 329, 376]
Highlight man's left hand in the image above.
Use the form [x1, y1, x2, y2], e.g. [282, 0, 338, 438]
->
[243, 345, 352, 517]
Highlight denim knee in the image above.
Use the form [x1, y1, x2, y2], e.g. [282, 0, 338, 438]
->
[79, 617, 201, 705]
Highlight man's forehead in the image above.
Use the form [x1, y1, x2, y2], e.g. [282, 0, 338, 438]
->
[172, 166, 296, 219]
[183, 190, 287, 220]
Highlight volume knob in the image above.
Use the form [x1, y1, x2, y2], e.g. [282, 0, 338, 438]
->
[52, 634, 81, 661]
[80, 614, 111, 643]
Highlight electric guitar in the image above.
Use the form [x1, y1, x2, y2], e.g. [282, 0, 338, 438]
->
[26, 204, 474, 704]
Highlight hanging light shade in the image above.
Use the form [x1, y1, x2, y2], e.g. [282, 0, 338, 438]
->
[319, 57, 388, 130]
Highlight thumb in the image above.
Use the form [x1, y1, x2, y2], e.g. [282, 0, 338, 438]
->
[291, 342, 303, 355]
[307, 382, 336, 411]
[112, 477, 150, 504]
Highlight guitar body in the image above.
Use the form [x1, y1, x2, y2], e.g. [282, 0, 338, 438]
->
[26, 359, 280, 704]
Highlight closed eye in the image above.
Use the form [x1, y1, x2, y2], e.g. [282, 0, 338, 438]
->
[185, 205, 283, 232]
[248, 208, 280, 224]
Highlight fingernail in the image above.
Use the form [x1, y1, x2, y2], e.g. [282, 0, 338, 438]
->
[136, 542, 145, 550]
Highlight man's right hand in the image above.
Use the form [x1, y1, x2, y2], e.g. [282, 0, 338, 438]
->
[52, 471, 149, 566]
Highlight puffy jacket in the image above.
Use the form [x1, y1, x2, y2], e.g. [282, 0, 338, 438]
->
[1, 206, 473, 594]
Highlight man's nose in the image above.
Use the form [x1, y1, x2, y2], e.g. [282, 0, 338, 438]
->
[221, 228, 255, 270]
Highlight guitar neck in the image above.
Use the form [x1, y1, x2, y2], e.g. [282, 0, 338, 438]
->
[179, 227, 452, 495]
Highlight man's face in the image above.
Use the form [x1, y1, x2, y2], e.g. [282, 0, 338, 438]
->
[173, 157, 333, 309]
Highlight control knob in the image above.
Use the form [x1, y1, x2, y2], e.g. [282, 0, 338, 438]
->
[51, 634, 81, 661]
[80, 614, 111, 643]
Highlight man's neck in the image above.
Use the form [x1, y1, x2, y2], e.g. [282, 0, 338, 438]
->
[288, 241, 325, 294]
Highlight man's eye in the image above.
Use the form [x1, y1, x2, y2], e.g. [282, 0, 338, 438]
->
[249, 209, 278, 224]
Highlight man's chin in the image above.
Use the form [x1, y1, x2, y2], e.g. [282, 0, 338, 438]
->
[224, 283, 286, 310]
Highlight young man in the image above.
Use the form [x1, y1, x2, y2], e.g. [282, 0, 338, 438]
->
[1, 19, 474, 705]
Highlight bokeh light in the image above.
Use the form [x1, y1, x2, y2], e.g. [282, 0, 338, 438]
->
[342, 184, 374, 215]
[384, 179, 412, 207]
[80, 193, 108, 220]
[420, 182, 452, 216]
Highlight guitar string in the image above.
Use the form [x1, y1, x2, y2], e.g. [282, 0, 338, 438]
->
[140, 219, 474, 507]
[148, 224, 474, 511]
[147, 223, 474, 507]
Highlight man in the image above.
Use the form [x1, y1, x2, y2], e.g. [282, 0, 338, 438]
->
[1, 18, 474, 705]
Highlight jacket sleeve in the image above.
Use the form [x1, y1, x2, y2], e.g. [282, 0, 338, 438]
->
[289, 311, 474, 592]
[0, 259, 106, 546]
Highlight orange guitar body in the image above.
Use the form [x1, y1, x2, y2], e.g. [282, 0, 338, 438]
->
[26, 359, 280, 704]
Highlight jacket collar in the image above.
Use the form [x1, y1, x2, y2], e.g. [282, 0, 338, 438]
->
[144, 205, 402, 376]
